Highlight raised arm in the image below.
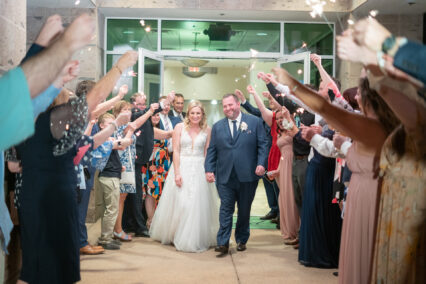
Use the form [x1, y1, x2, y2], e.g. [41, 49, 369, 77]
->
[90, 84, 128, 119]
[272, 67, 387, 152]
[130, 103, 159, 130]
[21, 14, 95, 98]
[153, 127, 173, 140]
[172, 123, 183, 187]
[85, 51, 138, 115]
[92, 112, 130, 149]
[235, 89, 262, 117]
[247, 85, 273, 126]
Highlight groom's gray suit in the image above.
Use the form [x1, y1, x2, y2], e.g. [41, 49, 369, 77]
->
[205, 112, 269, 246]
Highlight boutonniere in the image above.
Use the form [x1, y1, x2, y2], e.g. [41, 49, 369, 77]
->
[240, 122, 248, 132]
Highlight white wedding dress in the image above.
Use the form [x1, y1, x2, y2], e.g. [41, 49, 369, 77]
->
[149, 128, 219, 252]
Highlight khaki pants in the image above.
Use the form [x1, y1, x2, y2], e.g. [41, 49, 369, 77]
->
[96, 176, 120, 242]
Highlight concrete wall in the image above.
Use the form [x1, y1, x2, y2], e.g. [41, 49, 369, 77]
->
[0, 0, 26, 74]
[163, 65, 249, 101]
[337, 13, 423, 92]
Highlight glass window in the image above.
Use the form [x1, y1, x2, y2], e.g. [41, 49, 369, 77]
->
[310, 58, 333, 88]
[106, 54, 139, 100]
[161, 20, 280, 52]
[284, 23, 334, 55]
[107, 19, 158, 52]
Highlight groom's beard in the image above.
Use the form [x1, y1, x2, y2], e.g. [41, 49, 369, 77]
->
[224, 110, 240, 120]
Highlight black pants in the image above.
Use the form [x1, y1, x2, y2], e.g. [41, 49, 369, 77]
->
[292, 157, 309, 214]
[123, 163, 148, 232]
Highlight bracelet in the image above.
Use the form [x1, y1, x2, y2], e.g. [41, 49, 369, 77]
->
[113, 65, 123, 75]
[376, 51, 387, 75]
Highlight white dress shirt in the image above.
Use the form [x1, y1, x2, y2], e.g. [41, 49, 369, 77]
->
[227, 111, 242, 138]
[159, 113, 173, 152]
[172, 109, 184, 121]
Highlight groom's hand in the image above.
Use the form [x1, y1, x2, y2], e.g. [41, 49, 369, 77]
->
[255, 165, 266, 176]
[206, 172, 215, 183]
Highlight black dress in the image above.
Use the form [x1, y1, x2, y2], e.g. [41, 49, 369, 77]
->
[17, 97, 87, 283]
[298, 129, 342, 268]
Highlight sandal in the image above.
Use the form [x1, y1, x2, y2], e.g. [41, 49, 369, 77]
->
[113, 231, 132, 242]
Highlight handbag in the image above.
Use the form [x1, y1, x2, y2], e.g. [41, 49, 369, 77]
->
[120, 147, 136, 186]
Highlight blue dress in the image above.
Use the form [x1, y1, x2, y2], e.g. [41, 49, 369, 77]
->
[17, 97, 87, 283]
[298, 130, 342, 268]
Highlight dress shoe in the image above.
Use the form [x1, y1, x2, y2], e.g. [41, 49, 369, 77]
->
[80, 245, 104, 255]
[111, 239, 122, 246]
[135, 229, 150, 238]
[270, 217, 279, 224]
[259, 212, 277, 220]
[293, 243, 299, 249]
[284, 238, 299, 245]
[98, 242, 120, 250]
[90, 245, 104, 250]
[236, 243, 246, 251]
[215, 245, 229, 257]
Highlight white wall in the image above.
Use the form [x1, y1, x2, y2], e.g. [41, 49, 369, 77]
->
[163, 65, 249, 101]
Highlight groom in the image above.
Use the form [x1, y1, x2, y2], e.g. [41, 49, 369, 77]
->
[205, 93, 269, 257]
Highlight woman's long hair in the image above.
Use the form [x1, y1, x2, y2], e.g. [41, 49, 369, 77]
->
[359, 77, 399, 136]
[184, 100, 207, 130]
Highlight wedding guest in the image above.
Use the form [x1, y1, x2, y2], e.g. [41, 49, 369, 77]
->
[96, 113, 133, 250]
[130, 92, 147, 111]
[169, 93, 186, 121]
[339, 19, 426, 283]
[246, 86, 300, 244]
[123, 94, 172, 237]
[234, 89, 279, 222]
[142, 113, 171, 229]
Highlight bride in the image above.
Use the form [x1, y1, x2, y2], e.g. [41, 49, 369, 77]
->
[149, 100, 219, 252]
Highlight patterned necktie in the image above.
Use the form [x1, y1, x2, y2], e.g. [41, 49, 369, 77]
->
[163, 116, 171, 131]
[232, 120, 237, 139]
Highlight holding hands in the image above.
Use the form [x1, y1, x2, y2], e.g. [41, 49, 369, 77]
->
[206, 172, 215, 183]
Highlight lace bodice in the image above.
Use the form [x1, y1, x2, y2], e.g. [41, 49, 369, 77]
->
[180, 128, 207, 157]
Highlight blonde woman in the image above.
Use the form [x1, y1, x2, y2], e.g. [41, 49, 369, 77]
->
[150, 100, 219, 252]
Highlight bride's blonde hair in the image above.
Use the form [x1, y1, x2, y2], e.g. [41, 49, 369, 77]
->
[184, 100, 207, 130]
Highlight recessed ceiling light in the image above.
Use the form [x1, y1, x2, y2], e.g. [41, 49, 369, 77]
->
[219, 13, 225, 16]
[256, 33, 268, 36]
[123, 31, 134, 34]
[129, 40, 139, 43]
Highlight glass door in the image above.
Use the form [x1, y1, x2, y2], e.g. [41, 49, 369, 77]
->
[277, 51, 310, 84]
[138, 48, 164, 104]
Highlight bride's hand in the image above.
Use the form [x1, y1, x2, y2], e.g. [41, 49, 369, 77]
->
[175, 174, 183, 187]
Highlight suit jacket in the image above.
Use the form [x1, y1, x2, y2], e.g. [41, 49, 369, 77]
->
[205, 112, 269, 184]
[131, 107, 161, 165]
[168, 110, 186, 121]
[158, 114, 181, 130]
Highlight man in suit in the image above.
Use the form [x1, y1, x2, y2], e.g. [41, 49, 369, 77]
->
[205, 93, 269, 257]
[168, 93, 186, 121]
[122, 94, 172, 237]
[158, 96, 181, 161]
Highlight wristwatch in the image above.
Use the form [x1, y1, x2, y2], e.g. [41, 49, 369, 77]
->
[381, 35, 396, 55]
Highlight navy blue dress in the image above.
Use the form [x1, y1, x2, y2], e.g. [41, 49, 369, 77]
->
[298, 130, 342, 268]
[17, 98, 87, 283]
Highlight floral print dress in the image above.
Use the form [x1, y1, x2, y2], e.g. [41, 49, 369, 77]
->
[142, 139, 171, 206]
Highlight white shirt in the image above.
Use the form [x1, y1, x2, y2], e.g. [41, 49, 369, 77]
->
[227, 111, 242, 138]
[172, 109, 184, 121]
[159, 113, 173, 152]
